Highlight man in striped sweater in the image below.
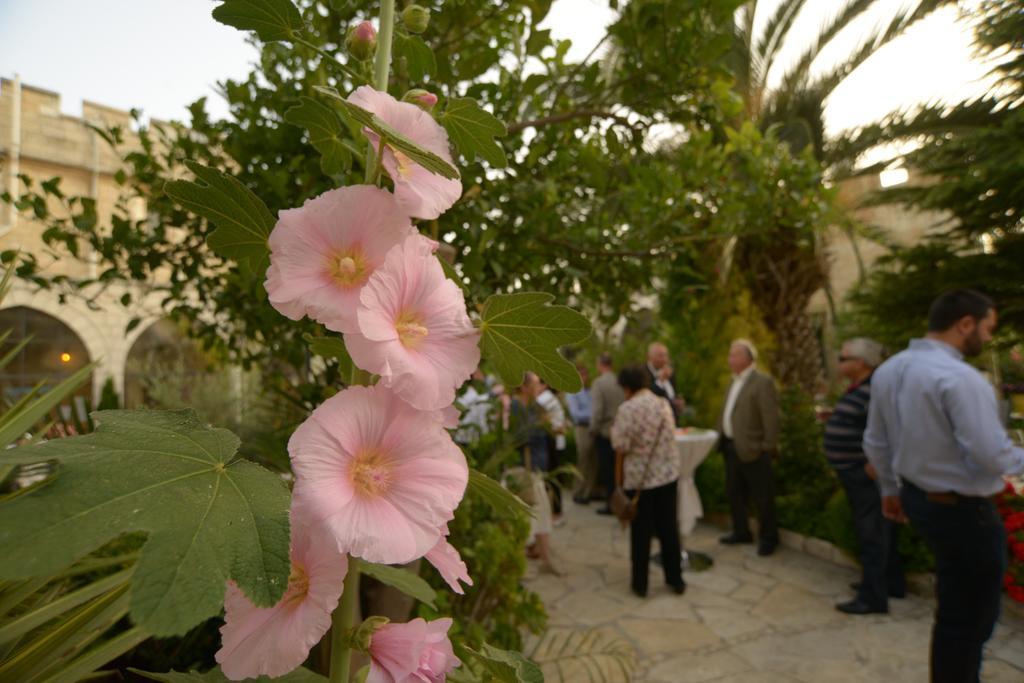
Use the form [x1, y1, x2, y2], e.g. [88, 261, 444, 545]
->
[826, 337, 906, 615]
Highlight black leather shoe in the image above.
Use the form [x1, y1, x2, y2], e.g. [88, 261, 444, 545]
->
[836, 599, 887, 615]
[850, 582, 906, 599]
[669, 581, 687, 595]
[572, 495, 589, 505]
[631, 587, 647, 598]
[596, 507, 614, 516]
[719, 534, 754, 545]
[757, 540, 778, 556]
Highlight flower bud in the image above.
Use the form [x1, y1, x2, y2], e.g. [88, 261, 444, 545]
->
[401, 4, 430, 34]
[346, 21, 377, 61]
[402, 89, 438, 111]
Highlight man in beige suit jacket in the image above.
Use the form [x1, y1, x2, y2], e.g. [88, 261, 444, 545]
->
[716, 339, 781, 555]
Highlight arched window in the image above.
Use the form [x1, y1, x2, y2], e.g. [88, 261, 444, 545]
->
[0, 306, 92, 404]
[124, 319, 206, 409]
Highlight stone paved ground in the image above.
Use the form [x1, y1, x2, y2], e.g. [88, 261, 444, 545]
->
[522, 501, 1024, 682]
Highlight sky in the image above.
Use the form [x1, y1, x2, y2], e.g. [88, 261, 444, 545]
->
[0, 0, 1000, 139]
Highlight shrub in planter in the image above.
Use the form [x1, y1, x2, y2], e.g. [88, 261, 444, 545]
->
[996, 481, 1024, 603]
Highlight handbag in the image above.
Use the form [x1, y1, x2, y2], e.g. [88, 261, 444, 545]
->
[610, 420, 665, 525]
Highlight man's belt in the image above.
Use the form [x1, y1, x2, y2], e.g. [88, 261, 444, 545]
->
[901, 478, 994, 505]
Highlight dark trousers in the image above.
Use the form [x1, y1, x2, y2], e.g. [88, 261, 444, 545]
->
[722, 438, 777, 542]
[835, 464, 905, 609]
[595, 435, 615, 505]
[626, 480, 683, 594]
[901, 479, 1007, 683]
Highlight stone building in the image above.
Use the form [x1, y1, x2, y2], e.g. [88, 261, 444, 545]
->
[0, 76, 192, 409]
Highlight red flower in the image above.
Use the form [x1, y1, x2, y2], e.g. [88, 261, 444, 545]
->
[1013, 542, 1024, 562]
[1009, 585, 1024, 603]
[1005, 572, 1015, 588]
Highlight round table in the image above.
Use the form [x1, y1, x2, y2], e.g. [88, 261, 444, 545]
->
[675, 428, 719, 536]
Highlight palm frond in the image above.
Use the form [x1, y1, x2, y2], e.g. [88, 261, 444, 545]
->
[752, 0, 810, 93]
[827, 96, 1003, 169]
[773, 0, 877, 100]
[527, 628, 637, 683]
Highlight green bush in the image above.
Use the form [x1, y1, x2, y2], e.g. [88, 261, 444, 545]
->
[418, 425, 546, 650]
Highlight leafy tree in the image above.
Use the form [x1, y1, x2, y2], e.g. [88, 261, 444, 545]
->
[844, 0, 1024, 346]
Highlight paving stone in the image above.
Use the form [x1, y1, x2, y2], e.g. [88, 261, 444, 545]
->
[644, 649, 751, 682]
[695, 606, 771, 642]
[730, 583, 766, 604]
[627, 593, 700, 621]
[750, 583, 844, 630]
[522, 505, 1024, 682]
[618, 617, 720, 656]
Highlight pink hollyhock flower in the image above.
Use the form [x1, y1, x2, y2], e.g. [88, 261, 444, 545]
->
[425, 527, 473, 595]
[346, 234, 480, 412]
[290, 384, 468, 564]
[216, 522, 348, 681]
[265, 185, 414, 333]
[367, 618, 460, 683]
[348, 86, 462, 220]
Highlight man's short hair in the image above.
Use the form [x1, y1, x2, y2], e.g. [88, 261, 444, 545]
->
[598, 353, 614, 367]
[844, 337, 885, 368]
[617, 365, 650, 392]
[927, 289, 995, 332]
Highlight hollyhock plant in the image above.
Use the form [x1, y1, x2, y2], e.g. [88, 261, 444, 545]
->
[216, 522, 348, 680]
[425, 525, 473, 595]
[347, 234, 480, 411]
[348, 86, 462, 220]
[264, 185, 414, 333]
[289, 384, 468, 564]
[367, 618, 460, 683]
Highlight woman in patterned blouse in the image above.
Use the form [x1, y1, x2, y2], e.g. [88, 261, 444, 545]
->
[611, 366, 685, 597]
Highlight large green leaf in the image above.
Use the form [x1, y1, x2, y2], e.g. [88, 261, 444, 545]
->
[458, 643, 544, 683]
[0, 409, 291, 637]
[394, 33, 437, 81]
[441, 97, 508, 168]
[211, 0, 304, 42]
[131, 666, 326, 682]
[164, 161, 275, 266]
[284, 97, 354, 176]
[466, 469, 530, 518]
[360, 561, 436, 609]
[479, 292, 591, 392]
[313, 86, 460, 180]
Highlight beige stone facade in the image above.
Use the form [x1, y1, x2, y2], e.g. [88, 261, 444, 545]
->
[0, 76, 168, 403]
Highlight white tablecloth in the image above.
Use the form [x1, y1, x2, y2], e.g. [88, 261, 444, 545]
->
[675, 429, 719, 536]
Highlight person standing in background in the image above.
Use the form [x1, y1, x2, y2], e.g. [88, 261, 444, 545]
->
[591, 353, 625, 515]
[717, 339, 781, 556]
[646, 342, 684, 423]
[826, 337, 905, 615]
[536, 379, 567, 523]
[865, 289, 1024, 682]
[611, 366, 685, 598]
[567, 364, 596, 505]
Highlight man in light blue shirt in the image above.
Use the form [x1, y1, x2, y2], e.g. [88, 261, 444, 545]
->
[864, 289, 1024, 682]
[566, 364, 596, 504]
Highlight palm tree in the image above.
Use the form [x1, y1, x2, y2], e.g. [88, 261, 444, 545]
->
[730, 0, 954, 164]
[717, 0, 954, 392]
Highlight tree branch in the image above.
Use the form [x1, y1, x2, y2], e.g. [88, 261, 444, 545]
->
[507, 109, 630, 134]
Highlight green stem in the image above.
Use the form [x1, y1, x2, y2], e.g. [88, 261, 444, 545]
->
[373, 0, 396, 92]
[329, 556, 361, 683]
[363, 0, 396, 184]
